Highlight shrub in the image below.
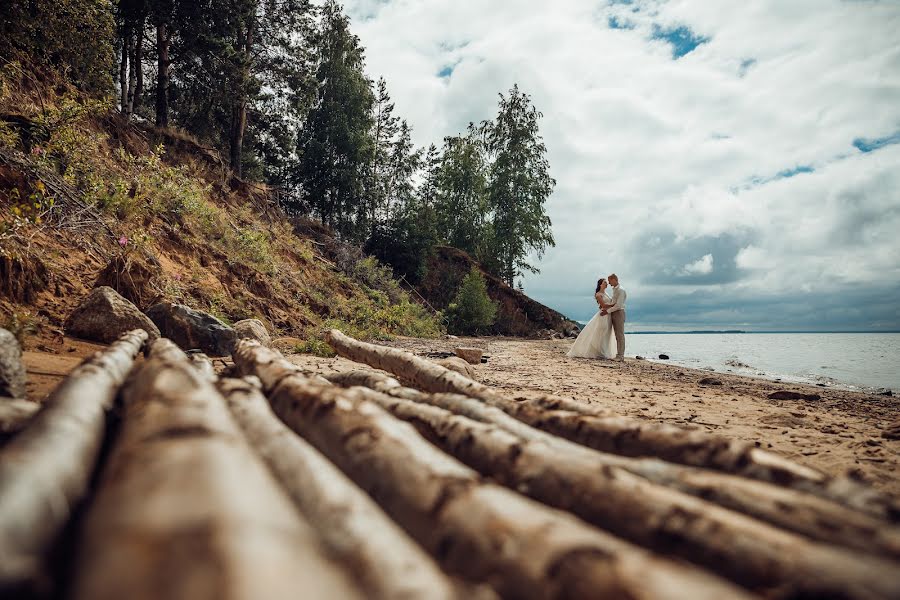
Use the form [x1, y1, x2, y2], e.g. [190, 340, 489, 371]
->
[446, 267, 497, 335]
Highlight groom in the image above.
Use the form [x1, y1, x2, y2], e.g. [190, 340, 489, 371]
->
[601, 273, 627, 361]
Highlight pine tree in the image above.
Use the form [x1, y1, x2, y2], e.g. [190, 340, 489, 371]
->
[447, 267, 497, 334]
[433, 130, 490, 258]
[481, 85, 556, 285]
[293, 0, 374, 240]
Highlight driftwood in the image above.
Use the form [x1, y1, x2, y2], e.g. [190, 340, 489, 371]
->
[358, 385, 900, 598]
[326, 370, 900, 560]
[0, 330, 148, 593]
[0, 398, 39, 436]
[325, 329, 898, 520]
[232, 340, 754, 600]
[72, 339, 364, 600]
[217, 376, 459, 600]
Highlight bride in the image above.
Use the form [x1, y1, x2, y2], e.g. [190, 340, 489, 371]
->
[567, 278, 616, 359]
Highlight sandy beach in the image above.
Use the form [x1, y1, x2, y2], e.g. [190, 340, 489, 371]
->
[288, 336, 900, 496]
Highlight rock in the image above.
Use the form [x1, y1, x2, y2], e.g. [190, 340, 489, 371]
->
[876, 388, 893, 397]
[436, 357, 478, 380]
[658, 354, 670, 360]
[145, 302, 237, 356]
[635, 356, 645, 360]
[232, 319, 272, 347]
[767, 390, 821, 401]
[445, 334, 459, 340]
[65, 286, 160, 345]
[454, 347, 483, 365]
[698, 377, 723, 386]
[0, 329, 27, 399]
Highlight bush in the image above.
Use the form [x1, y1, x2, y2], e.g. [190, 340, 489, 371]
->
[446, 267, 497, 335]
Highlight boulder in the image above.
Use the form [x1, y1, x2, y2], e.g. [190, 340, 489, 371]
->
[436, 357, 478, 380]
[233, 319, 272, 347]
[454, 347, 483, 365]
[65, 286, 160, 345]
[0, 328, 26, 399]
[658, 354, 670, 360]
[145, 302, 237, 356]
[698, 377, 723, 386]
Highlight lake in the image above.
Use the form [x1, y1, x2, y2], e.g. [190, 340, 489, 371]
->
[623, 332, 899, 393]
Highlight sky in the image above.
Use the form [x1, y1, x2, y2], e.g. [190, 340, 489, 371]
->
[341, 0, 900, 331]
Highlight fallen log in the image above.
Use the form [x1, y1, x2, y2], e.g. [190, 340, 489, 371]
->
[360, 386, 900, 598]
[217, 376, 460, 600]
[0, 398, 39, 437]
[326, 370, 900, 559]
[0, 329, 148, 594]
[325, 329, 899, 521]
[233, 340, 754, 600]
[72, 339, 364, 600]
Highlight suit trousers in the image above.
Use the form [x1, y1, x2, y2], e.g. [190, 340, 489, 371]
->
[610, 310, 626, 359]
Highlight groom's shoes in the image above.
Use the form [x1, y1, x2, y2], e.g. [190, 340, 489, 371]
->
[613, 356, 624, 362]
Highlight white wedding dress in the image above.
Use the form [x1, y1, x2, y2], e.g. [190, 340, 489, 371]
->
[567, 292, 616, 359]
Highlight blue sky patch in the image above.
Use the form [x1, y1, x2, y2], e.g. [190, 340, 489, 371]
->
[853, 130, 900, 153]
[608, 15, 635, 30]
[651, 24, 710, 58]
[738, 58, 757, 77]
[775, 165, 814, 179]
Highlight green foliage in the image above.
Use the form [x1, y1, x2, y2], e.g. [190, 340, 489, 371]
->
[446, 267, 497, 335]
[0, 0, 115, 95]
[480, 85, 556, 285]
[1, 309, 39, 345]
[433, 132, 490, 257]
[0, 184, 55, 239]
[292, 1, 374, 240]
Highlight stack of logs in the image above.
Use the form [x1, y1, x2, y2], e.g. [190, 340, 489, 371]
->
[0, 328, 898, 599]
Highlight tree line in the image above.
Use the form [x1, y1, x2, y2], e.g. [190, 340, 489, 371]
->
[1, 0, 556, 288]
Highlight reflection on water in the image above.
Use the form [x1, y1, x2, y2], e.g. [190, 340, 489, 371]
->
[624, 333, 899, 392]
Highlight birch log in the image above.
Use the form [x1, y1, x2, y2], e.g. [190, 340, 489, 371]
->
[0, 329, 147, 593]
[361, 386, 900, 599]
[324, 329, 898, 521]
[326, 370, 900, 560]
[232, 340, 754, 600]
[217, 376, 460, 600]
[72, 339, 364, 600]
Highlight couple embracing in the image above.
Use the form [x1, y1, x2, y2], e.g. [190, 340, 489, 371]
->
[567, 273, 627, 361]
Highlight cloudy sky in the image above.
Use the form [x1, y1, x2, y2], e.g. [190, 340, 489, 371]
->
[342, 0, 900, 331]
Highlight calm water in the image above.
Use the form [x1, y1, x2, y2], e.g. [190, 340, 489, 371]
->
[623, 333, 900, 393]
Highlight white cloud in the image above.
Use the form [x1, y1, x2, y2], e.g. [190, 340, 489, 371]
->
[343, 0, 900, 328]
[683, 254, 713, 275]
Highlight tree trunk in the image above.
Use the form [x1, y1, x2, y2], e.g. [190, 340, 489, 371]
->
[360, 386, 900, 599]
[72, 339, 364, 600]
[0, 330, 147, 594]
[155, 21, 169, 127]
[323, 371, 900, 559]
[229, 100, 246, 177]
[324, 329, 899, 521]
[231, 340, 754, 600]
[125, 24, 137, 118]
[217, 377, 459, 600]
[133, 13, 145, 115]
[119, 24, 129, 114]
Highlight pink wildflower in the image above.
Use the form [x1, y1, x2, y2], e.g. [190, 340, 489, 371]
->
[118, 235, 129, 247]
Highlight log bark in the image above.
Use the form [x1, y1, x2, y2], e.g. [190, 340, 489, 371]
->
[0, 330, 148, 593]
[217, 376, 459, 600]
[359, 386, 900, 599]
[233, 341, 754, 600]
[326, 370, 900, 560]
[72, 339, 364, 600]
[0, 398, 39, 436]
[325, 329, 899, 521]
